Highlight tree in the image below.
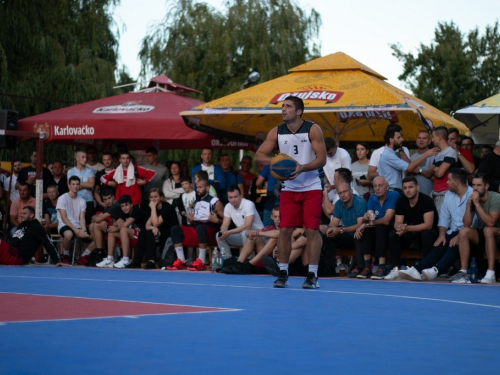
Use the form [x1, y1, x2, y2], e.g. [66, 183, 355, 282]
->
[391, 21, 500, 115]
[0, 0, 120, 119]
[139, 0, 321, 102]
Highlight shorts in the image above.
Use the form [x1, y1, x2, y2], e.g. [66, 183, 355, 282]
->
[118, 228, 140, 247]
[59, 226, 75, 236]
[0, 240, 24, 265]
[180, 225, 218, 247]
[279, 190, 322, 230]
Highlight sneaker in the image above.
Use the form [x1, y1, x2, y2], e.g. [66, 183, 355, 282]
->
[398, 266, 422, 281]
[384, 267, 400, 280]
[273, 270, 289, 288]
[187, 258, 207, 271]
[449, 270, 468, 282]
[356, 268, 372, 279]
[76, 255, 89, 265]
[260, 255, 280, 276]
[347, 268, 360, 278]
[113, 258, 131, 268]
[62, 255, 70, 265]
[96, 258, 115, 268]
[422, 267, 438, 281]
[143, 261, 157, 270]
[166, 259, 187, 270]
[451, 273, 471, 284]
[36, 255, 50, 265]
[302, 272, 320, 289]
[480, 273, 495, 284]
[125, 261, 142, 269]
[371, 267, 389, 280]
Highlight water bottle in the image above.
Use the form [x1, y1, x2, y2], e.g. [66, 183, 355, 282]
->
[211, 247, 220, 274]
[220, 251, 226, 269]
[470, 257, 478, 283]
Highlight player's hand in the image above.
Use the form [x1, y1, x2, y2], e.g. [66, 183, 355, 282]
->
[289, 161, 302, 180]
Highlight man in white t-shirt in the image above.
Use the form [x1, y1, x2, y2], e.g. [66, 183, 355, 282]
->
[323, 137, 352, 186]
[56, 176, 89, 263]
[217, 185, 264, 274]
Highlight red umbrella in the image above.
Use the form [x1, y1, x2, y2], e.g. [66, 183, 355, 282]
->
[18, 75, 254, 150]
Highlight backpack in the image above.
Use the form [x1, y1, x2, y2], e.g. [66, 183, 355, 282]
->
[157, 237, 176, 268]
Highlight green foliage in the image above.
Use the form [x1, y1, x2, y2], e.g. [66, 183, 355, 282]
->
[0, 0, 120, 119]
[391, 21, 500, 115]
[139, 0, 321, 101]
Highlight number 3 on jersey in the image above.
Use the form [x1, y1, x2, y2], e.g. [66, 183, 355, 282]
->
[293, 145, 298, 155]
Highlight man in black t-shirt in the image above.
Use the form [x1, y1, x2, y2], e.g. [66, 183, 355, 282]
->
[96, 194, 146, 269]
[477, 140, 500, 193]
[386, 177, 439, 280]
[94, 151, 115, 211]
[16, 151, 53, 198]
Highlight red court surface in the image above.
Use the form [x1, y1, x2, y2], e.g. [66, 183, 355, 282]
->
[0, 292, 231, 323]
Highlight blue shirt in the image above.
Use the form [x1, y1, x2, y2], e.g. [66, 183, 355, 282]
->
[367, 190, 400, 223]
[67, 167, 95, 203]
[439, 186, 473, 234]
[378, 147, 408, 189]
[333, 195, 367, 235]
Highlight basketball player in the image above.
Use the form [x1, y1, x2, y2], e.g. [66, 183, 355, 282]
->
[254, 95, 326, 288]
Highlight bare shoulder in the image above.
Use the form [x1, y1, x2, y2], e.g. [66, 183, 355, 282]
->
[309, 123, 325, 139]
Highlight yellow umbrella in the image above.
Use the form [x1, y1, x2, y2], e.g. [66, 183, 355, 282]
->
[181, 52, 467, 145]
[454, 92, 500, 144]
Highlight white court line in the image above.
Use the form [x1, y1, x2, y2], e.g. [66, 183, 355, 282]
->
[1, 274, 500, 310]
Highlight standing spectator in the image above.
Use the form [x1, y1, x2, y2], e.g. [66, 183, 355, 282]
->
[460, 136, 481, 170]
[163, 161, 184, 204]
[101, 150, 156, 206]
[477, 140, 500, 193]
[49, 161, 68, 195]
[323, 137, 351, 187]
[67, 150, 96, 225]
[191, 147, 226, 196]
[480, 145, 493, 159]
[85, 146, 104, 173]
[398, 169, 473, 282]
[3, 160, 21, 205]
[238, 155, 256, 200]
[94, 151, 115, 211]
[16, 150, 53, 198]
[218, 154, 244, 204]
[351, 143, 371, 199]
[9, 182, 36, 238]
[410, 130, 434, 196]
[448, 128, 475, 174]
[179, 159, 189, 177]
[141, 146, 169, 209]
[426, 126, 457, 212]
[56, 176, 90, 264]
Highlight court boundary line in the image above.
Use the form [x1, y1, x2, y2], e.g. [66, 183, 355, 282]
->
[1, 275, 500, 310]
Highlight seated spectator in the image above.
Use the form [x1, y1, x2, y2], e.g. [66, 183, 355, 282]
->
[0, 206, 64, 266]
[172, 176, 196, 226]
[128, 188, 178, 269]
[354, 176, 399, 279]
[167, 179, 224, 271]
[455, 174, 500, 283]
[399, 169, 473, 282]
[255, 164, 279, 226]
[42, 185, 60, 235]
[216, 185, 264, 274]
[94, 151, 115, 211]
[101, 150, 156, 206]
[194, 170, 218, 197]
[96, 194, 147, 268]
[323, 182, 367, 278]
[219, 154, 244, 204]
[238, 155, 256, 200]
[386, 177, 438, 280]
[163, 161, 184, 204]
[56, 176, 90, 264]
[322, 168, 359, 216]
[9, 182, 36, 238]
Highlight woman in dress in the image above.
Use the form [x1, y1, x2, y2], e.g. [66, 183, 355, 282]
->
[163, 161, 184, 204]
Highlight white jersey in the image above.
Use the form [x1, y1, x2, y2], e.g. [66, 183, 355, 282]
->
[277, 121, 324, 192]
[193, 194, 220, 228]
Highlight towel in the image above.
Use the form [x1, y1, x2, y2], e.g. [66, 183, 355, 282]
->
[114, 163, 136, 187]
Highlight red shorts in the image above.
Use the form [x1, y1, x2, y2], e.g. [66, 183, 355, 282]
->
[116, 228, 140, 247]
[0, 240, 24, 265]
[279, 190, 322, 230]
[180, 225, 218, 247]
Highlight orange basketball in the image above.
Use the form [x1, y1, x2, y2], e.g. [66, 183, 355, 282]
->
[270, 153, 297, 181]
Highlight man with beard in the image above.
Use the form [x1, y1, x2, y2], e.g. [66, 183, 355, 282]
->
[399, 169, 473, 282]
[167, 179, 224, 271]
[50, 161, 68, 195]
[378, 127, 437, 194]
[385, 177, 438, 280]
[410, 130, 434, 196]
[453, 174, 500, 283]
[0, 206, 64, 266]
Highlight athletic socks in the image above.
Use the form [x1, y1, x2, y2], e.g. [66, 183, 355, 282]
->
[309, 264, 318, 277]
[279, 262, 288, 272]
[81, 249, 91, 257]
[175, 247, 186, 261]
[198, 248, 207, 263]
[107, 255, 114, 261]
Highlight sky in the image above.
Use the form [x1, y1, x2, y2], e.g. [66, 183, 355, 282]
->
[112, 0, 499, 92]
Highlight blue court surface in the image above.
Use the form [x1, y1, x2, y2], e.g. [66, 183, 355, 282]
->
[1, 266, 499, 374]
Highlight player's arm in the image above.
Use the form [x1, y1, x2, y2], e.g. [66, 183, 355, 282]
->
[291, 124, 326, 178]
[254, 127, 278, 166]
